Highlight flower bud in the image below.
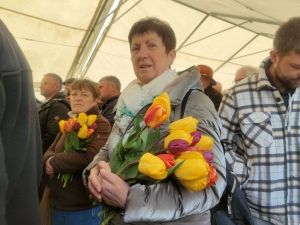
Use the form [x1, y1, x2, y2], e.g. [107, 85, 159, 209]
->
[73, 122, 80, 132]
[168, 139, 188, 155]
[138, 153, 168, 180]
[87, 115, 97, 127]
[189, 130, 201, 146]
[64, 121, 72, 133]
[156, 154, 175, 169]
[89, 123, 98, 130]
[59, 120, 66, 134]
[86, 129, 95, 139]
[77, 113, 88, 126]
[78, 124, 88, 139]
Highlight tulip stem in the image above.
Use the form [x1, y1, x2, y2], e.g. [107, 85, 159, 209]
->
[143, 131, 170, 153]
[116, 160, 139, 176]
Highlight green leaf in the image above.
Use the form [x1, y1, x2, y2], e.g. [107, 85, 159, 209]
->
[135, 174, 162, 184]
[125, 115, 144, 145]
[64, 134, 73, 152]
[119, 164, 140, 180]
[70, 129, 79, 149]
[145, 129, 161, 154]
[166, 159, 186, 175]
[109, 138, 125, 173]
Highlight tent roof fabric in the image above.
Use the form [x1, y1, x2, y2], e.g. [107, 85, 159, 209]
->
[2, 0, 299, 92]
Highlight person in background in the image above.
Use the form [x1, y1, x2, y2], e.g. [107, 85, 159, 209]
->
[43, 79, 111, 225]
[98, 76, 121, 128]
[197, 64, 223, 111]
[0, 19, 42, 225]
[38, 73, 71, 200]
[212, 81, 222, 93]
[234, 65, 258, 84]
[219, 17, 300, 225]
[63, 77, 76, 99]
[84, 17, 226, 225]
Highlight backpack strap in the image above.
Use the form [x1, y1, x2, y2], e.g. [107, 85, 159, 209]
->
[180, 88, 202, 119]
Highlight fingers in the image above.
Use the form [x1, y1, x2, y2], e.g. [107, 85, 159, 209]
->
[88, 166, 102, 201]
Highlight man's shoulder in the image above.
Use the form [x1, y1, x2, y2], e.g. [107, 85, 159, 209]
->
[40, 94, 70, 111]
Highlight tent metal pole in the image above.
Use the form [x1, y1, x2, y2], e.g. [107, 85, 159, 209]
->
[176, 15, 208, 51]
[214, 34, 259, 72]
[183, 21, 249, 48]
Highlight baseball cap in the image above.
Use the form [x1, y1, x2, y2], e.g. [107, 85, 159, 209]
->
[196, 65, 216, 85]
[63, 78, 76, 85]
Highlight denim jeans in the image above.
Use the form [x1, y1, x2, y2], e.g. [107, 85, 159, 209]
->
[52, 205, 102, 225]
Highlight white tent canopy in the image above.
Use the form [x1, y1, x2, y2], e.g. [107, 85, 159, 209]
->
[2, 0, 300, 99]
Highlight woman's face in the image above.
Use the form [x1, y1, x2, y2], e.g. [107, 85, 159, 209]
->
[130, 31, 176, 84]
[70, 89, 98, 114]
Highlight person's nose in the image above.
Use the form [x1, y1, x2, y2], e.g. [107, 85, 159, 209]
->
[138, 46, 148, 59]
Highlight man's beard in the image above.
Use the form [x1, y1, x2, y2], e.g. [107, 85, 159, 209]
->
[274, 65, 300, 89]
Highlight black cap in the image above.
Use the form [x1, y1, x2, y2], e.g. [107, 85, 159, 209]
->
[63, 78, 76, 85]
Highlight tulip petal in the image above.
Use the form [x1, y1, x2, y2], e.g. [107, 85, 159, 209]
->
[87, 115, 97, 127]
[195, 136, 214, 150]
[59, 120, 66, 134]
[190, 130, 201, 146]
[168, 139, 189, 155]
[168, 117, 198, 133]
[78, 124, 88, 139]
[77, 113, 88, 126]
[179, 178, 207, 192]
[138, 153, 168, 180]
[164, 130, 193, 148]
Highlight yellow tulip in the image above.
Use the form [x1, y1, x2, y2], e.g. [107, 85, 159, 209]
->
[174, 152, 209, 181]
[164, 130, 193, 148]
[152, 92, 171, 118]
[178, 177, 207, 193]
[138, 153, 168, 180]
[59, 120, 66, 134]
[144, 92, 171, 128]
[87, 115, 97, 127]
[78, 124, 88, 139]
[168, 117, 198, 133]
[195, 136, 214, 150]
[77, 113, 88, 126]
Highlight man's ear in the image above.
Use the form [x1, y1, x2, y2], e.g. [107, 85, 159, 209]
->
[270, 50, 278, 65]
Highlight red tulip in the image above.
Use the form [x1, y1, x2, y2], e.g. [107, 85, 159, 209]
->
[189, 130, 201, 146]
[144, 105, 169, 128]
[156, 154, 175, 169]
[168, 139, 188, 155]
[86, 129, 95, 139]
[64, 122, 72, 133]
[206, 166, 218, 187]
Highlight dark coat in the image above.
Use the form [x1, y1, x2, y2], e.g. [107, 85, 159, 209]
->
[100, 94, 119, 128]
[204, 85, 223, 111]
[0, 19, 42, 225]
[38, 92, 71, 154]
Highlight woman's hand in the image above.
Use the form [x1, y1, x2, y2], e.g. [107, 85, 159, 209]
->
[46, 157, 54, 178]
[88, 161, 110, 202]
[100, 169, 129, 209]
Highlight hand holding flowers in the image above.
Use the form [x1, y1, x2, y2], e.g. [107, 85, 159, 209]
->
[58, 113, 97, 187]
[97, 92, 218, 224]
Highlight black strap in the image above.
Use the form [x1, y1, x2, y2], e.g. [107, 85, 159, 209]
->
[180, 88, 202, 118]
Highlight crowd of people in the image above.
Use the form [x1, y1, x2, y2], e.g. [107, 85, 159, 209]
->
[1, 15, 300, 225]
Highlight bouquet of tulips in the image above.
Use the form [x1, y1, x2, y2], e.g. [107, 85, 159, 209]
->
[58, 113, 98, 187]
[99, 92, 218, 224]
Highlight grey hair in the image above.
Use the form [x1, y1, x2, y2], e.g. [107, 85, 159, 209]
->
[44, 73, 63, 89]
[99, 76, 121, 91]
[235, 65, 258, 77]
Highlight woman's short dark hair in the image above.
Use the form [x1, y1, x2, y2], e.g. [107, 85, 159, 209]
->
[274, 17, 300, 57]
[71, 79, 100, 100]
[128, 17, 176, 53]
